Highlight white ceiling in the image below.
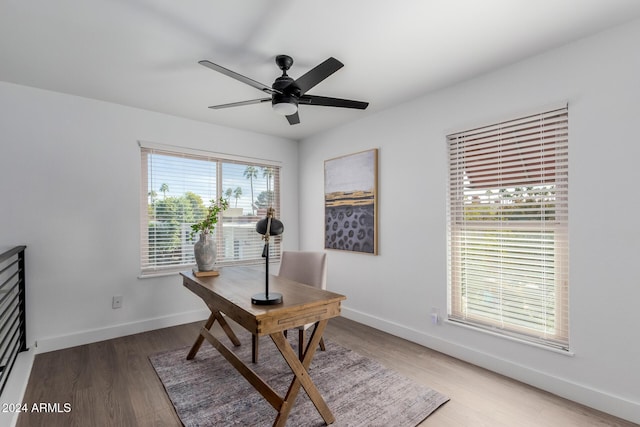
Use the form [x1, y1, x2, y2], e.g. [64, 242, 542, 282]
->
[2, 1, 640, 141]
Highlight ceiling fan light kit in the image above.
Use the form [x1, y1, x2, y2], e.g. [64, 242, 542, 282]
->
[199, 54, 368, 125]
[272, 101, 298, 116]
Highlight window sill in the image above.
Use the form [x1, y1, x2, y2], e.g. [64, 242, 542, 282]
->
[445, 319, 575, 357]
[138, 270, 185, 279]
[138, 260, 279, 279]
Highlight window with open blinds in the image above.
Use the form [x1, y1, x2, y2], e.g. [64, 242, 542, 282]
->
[447, 106, 569, 350]
[140, 145, 281, 276]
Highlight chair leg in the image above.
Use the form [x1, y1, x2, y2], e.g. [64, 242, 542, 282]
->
[252, 334, 258, 364]
[298, 329, 305, 360]
[298, 329, 327, 360]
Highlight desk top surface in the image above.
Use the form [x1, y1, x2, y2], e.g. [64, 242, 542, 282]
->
[181, 266, 346, 322]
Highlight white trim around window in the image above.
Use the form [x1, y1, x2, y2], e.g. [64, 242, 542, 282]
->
[139, 141, 282, 277]
[446, 105, 569, 351]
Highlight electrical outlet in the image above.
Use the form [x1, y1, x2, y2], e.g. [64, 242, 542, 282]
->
[112, 295, 123, 309]
[431, 307, 440, 325]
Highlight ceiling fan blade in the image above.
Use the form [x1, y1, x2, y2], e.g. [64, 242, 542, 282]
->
[208, 98, 271, 109]
[286, 112, 300, 125]
[199, 60, 281, 95]
[293, 57, 344, 94]
[299, 95, 369, 110]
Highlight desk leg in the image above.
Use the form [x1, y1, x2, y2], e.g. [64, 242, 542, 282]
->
[187, 310, 241, 360]
[214, 310, 242, 346]
[271, 320, 335, 426]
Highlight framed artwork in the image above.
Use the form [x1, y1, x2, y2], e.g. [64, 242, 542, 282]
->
[324, 149, 378, 254]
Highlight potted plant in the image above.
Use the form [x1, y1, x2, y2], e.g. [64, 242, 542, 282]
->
[191, 197, 229, 271]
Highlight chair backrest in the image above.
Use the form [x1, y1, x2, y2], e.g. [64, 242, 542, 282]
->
[278, 251, 327, 290]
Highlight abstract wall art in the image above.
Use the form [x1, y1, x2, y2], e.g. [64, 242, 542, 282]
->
[324, 149, 378, 254]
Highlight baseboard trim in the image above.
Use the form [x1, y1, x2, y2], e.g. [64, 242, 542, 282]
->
[34, 309, 210, 354]
[341, 306, 640, 425]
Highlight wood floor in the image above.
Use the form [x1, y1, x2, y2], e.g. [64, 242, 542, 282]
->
[18, 316, 636, 427]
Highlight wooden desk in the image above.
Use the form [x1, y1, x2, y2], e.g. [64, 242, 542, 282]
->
[181, 266, 346, 426]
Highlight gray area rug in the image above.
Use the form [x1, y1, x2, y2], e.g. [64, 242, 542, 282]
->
[149, 334, 449, 426]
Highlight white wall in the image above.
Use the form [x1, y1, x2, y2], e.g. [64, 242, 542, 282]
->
[0, 82, 299, 353]
[298, 19, 640, 423]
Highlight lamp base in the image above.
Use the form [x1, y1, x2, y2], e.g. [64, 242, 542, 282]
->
[251, 292, 283, 305]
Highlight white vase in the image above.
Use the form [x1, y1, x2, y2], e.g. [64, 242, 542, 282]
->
[194, 233, 216, 271]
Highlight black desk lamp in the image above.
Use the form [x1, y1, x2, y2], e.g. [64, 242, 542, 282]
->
[252, 207, 284, 305]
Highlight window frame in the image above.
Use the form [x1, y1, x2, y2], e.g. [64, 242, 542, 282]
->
[139, 141, 282, 277]
[446, 106, 569, 351]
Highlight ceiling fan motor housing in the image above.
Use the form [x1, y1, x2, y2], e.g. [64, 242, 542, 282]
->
[272, 75, 300, 108]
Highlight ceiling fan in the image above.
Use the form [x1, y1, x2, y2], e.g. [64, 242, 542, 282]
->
[199, 55, 369, 125]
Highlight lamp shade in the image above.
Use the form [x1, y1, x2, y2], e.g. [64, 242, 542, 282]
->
[256, 208, 284, 236]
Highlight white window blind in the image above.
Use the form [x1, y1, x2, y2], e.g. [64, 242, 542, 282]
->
[447, 106, 569, 350]
[140, 146, 281, 276]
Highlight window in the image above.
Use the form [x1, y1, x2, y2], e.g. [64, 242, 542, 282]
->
[446, 106, 569, 350]
[139, 143, 281, 276]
